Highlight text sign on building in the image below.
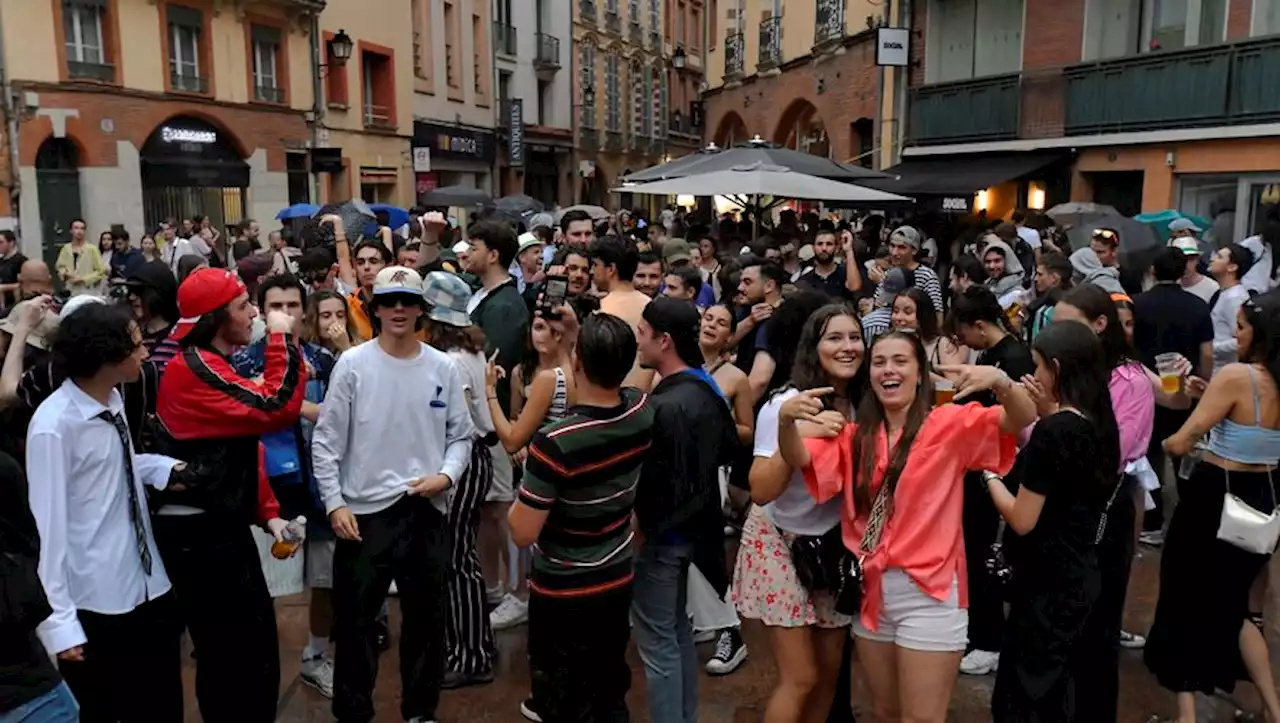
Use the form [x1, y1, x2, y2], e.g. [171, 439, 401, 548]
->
[161, 126, 218, 144]
[413, 147, 432, 173]
[413, 121, 496, 165]
[875, 27, 910, 67]
[508, 99, 525, 168]
[941, 196, 970, 212]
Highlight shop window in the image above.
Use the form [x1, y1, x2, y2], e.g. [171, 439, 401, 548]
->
[361, 46, 396, 130]
[251, 25, 284, 103]
[167, 4, 207, 94]
[63, 0, 115, 82]
[324, 31, 349, 107]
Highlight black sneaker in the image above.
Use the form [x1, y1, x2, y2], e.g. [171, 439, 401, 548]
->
[441, 668, 495, 690]
[704, 628, 747, 675]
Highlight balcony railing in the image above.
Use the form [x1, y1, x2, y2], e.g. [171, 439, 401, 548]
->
[580, 127, 599, 151]
[629, 20, 643, 45]
[906, 37, 1280, 146]
[725, 32, 745, 81]
[170, 72, 209, 94]
[535, 33, 561, 69]
[758, 17, 782, 72]
[363, 104, 395, 129]
[494, 21, 517, 56]
[254, 85, 285, 103]
[69, 60, 114, 82]
[579, 0, 597, 23]
[814, 0, 845, 52]
[605, 9, 620, 33]
[605, 130, 624, 150]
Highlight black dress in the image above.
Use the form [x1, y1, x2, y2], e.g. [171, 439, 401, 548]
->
[993, 412, 1111, 722]
[1144, 462, 1276, 695]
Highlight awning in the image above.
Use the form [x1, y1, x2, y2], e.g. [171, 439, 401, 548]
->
[359, 167, 399, 185]
[863, 152, 1070, 196]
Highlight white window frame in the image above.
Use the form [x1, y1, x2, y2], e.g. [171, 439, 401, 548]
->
[170, 24, 200, 79]
[65, 5, 105, 65]
[252, 40, 278, 90]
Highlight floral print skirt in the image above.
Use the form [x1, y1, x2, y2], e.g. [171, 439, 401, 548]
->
[732, 505, 852, 629]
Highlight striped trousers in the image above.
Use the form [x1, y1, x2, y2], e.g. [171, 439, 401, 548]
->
[445, 439, 497, 674]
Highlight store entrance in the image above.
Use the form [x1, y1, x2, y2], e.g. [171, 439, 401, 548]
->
[140, 116, 249, 233]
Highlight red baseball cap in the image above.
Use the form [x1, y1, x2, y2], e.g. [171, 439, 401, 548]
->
[171, 268, 247, 341]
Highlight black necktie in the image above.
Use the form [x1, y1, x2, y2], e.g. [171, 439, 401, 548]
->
[97, 411, 154, 576]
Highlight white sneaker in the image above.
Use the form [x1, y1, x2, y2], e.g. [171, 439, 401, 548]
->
[959, 649, 999, 675]
[300, 656, 335, 698]
[1139, 530, 1164, 547]
[490, 594, 529, 631]
[1119, 629, 1147, 649]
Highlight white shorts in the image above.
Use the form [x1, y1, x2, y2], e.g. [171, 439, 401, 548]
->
[484, 441, 515, 503]
[852, 569, 968, 653]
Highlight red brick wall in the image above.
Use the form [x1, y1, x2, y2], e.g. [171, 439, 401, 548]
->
[15, 85, 308, 172]
[702, 37, 879, 162]
[1022, 0, 1086, 69]
[1227, 0, 1253, 39]
[910, 0, 927, 87]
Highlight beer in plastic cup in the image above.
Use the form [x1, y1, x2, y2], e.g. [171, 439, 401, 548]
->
[1155, 353, 1181, 395]
[935, 379, 956, 406]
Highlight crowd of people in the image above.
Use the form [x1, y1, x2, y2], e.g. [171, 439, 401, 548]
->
[1, 196, 1279, 723]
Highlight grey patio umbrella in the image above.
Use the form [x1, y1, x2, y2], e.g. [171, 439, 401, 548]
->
[419, 184, 493, 208]
[1065, 214, 1163, 272]
[623, 137, 888, 183]
[616, 163, 909, 203]
[1046, 201, 1120, 232]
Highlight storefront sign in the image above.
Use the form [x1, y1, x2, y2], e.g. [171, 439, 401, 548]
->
[876, 27, 910, 67]
[161, 126, 218, 144]
[508, 99, 525, 168]
[413, 121, 495, 165]
[941, 196, 970, 212]
[413, 147, 432, 172]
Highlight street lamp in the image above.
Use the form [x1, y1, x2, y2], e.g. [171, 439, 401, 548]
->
[582, 85, 596, 106]
[672, 45, 687, 69]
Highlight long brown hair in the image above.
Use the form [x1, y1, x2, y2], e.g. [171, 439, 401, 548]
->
[304, 290, 358, 350]
[851, 330, 935, 513]
[424, 318, 486, 354]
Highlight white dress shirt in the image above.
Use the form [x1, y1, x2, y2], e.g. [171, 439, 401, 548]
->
[26, 380, 179, 655]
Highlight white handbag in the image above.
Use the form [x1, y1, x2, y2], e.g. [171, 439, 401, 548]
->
[1216, 469, 1280, 556]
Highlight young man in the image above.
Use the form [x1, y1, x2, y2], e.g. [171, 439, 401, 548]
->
[153, 268, 303, 723]
[793, 229, 862, 300]
[733, 258, 787, 404]
[56, 219, 106, 297]
[0, 229, 28, 308]
[231, 274, 340, 698]
[398, 241, 424, 270]
[27, 302, 187, 721]
[313, 265, 475, 723]
[346, 240, 393, 341]
[560, 208, 596, 250]
[634, 252, 664, 299]
[590, 234, 654, 389]
[108, 229, 144, 281]
[662, 266, 703, 304]
[662, 240, 716, 307]
[1208, 243, 1255, 375]
[632, 298, 738, 722]
[508, 311, 654, 723]
[886, 226, 944, 315]
[1169, 236, 1219, 303]
[860, 267, 908, 346]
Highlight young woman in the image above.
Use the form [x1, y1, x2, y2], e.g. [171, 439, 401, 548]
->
[98, 230, 115, 269]
[733, 303, 866, 723]
[890, 288, 965, 368]
[700, 304, 757, 445]
[140, 235, 160, 263]
[304, 290, 359, 356]
[986, 320, 1121, 721]
[1145, 293, 1280, 723]
[779, 330, 1036, 723]
[423, 271, 500, 687]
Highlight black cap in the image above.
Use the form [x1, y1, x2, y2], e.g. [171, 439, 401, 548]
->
[124, 261, 178, 298]
[642, 296, 703, 369]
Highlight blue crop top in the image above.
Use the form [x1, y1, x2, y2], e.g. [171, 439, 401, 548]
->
[1206, 365, 1280, 466]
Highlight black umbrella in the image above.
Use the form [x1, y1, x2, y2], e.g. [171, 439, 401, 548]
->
[623, 137, 889, 183]
[419, 184, 493, 208]
[492, 194, 545, 218]
[315, 199, 376, 240]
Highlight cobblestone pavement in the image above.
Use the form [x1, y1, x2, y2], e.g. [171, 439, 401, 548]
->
[180, 542, 1280, 722]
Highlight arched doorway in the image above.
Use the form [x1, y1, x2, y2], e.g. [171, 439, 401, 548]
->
[140, 115, 249, 232]
[712, 112, 748, 148]
[35, 138, 83, 269]
[773, 100, 829, 157]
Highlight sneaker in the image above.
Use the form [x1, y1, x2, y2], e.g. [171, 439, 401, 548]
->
[959, 649, 999, 675]
[705, 629, 748, 675]
[441, 667, 495, 689]
[490, 594, 529, 631]
[1119, 629, 1147, 649]
[693, 628, 717, 644]
[520, 698, 544, 723]
[388, 580, 399, 596]
[1139, 529, 1164, 547]
[300, 656, 335, 698]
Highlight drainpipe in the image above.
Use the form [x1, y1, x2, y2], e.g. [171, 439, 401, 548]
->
[309, 11, 324, 203]
[0, 0, 21, 236]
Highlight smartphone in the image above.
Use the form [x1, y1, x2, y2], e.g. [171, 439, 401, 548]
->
[540, 275, 568, 319]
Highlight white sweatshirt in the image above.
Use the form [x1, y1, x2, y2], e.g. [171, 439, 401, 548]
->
[313, 339, 475, 516]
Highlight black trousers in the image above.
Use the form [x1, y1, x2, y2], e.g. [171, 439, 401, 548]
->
[963, 473, 1004, 652]
[333, 496, 451, 723]
[152, 513, 280, 723]
[1071, 478, 1136, 723]
[58, 593, 183, 723]
[529, 584, 632, 723]
[445, 442, 496, 675]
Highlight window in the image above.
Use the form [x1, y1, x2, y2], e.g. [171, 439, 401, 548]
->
[361, 47, 396, 130]
[579, 41, 596, 127]
[1257, 0, 1280, 35]
[650, 0, 660, 29]
[444, 1, 459, 88]
[676, 2, 685, 46]
[605, 51, 621, 131]
[658, 68, 668, 139]
[926, 0, 1022, 82]
[473, 14, 485, 95]
[629, 0, 640, 23]
[642, 65, 653, 136]
[630, 59, 644, 137]
[251, 26, 283, 103]
[167, 5, 204, 93]
[287, 152, 311, 205]
[411, 0, 426, 78]
[64, 3, 105, 66]
[691, 6, 701, 50]
[650, 66, 662, 139]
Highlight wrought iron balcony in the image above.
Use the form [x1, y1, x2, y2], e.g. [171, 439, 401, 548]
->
[724, 32, 744, 81]
[904, 37, 1280, 146]
[69, 61, 115, 82]
[605, 130, 624, 151]
[254, 85, 285, 103]
[494, 21, 517, 56]
[814, 0, 846, 53]
[758, 17, 782, 72]
[170, 72, 209, 94]
[605, 9, 620, 33]
[579, 0, 597, 23]
[580, 127, 599, 151]
[535, 33, 561, 70]
[363, 104, 395, 130]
